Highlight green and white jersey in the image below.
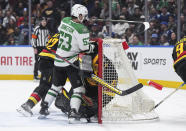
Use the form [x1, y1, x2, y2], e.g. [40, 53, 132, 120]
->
[55, 17, 90, 67]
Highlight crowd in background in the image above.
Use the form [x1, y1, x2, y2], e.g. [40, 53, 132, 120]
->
[0, 0, 185, 46]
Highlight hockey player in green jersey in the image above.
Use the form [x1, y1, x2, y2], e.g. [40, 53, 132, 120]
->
[39, 4, 97, 123]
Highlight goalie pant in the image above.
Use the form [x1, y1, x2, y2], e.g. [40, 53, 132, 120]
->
[24, 58, 54, 109]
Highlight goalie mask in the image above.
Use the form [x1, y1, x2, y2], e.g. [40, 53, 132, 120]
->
[71, 4, 88, 23]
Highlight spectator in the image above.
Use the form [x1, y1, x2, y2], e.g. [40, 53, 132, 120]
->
[150, 33, 160, 45]
[17, 9, 28, 27]
[167, 0, 176, 14]
[149, 7, 160, 21]
[54, 0, 71, 16]
[113, 15, 129, 38]
[159, 6, 170, 23]
[32, 3, 42, 18]
[14, 2, 24, 17]
[4, 34, 15, 45]
[123, 28, 135, 44]
[129, 35, 143, 45]
[100, 3, 109, 19]
[169, 32, 177, 45]
[34, 10, 42, 26]
[90, 23, 100, 38]
[2, 10, 16, 28]
[6, 18, 16, 38]
[100, 20, 115, 38]
[112, 0, 120, 19]
[156, 0, 168, 10]
[159, 21, 172, 39]
[159, 35, 169, 46]
[126, 0, 139, 16]
[0, 9, 3, 25]
[168, 15, 176, 32]
[19, 20, 30, 44]
[147, 20, 159, 42]
[130, 7, 142, 21]
[90, 0, 102, 18]
[42, 0, 61, 34]
[0, 23, 6, 45]
[120, 6, 130, 20]
[13, 26, 22, 45]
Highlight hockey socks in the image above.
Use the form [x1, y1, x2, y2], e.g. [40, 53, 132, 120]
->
[27, 92, 41, 108]
[44, 85, 62, 107]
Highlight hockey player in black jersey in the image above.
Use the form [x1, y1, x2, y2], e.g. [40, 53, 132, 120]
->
[172, 36, 186, 82]
[16, 33, 59, 116]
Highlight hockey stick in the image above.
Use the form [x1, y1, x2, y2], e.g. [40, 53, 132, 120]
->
[150, 82, 186, 111]
[92, 18, 150, 32]
[46, 49, 143, 96]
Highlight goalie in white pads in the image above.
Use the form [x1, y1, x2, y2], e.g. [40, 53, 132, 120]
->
[39, 4, 97, 123]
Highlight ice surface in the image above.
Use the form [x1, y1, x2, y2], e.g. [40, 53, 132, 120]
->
[0, 80, 186, 131]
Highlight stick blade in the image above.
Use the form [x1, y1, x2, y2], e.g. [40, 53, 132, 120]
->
[143, 22, 150, 30]
[121, 83, 143, 96]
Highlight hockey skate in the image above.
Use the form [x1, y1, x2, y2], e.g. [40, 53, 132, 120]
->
[33, 76, 40, 82]
[68, 108, 88, 124]
[38, 101, 49, 119]
[89, 115, 98, 123]
[16, 103, 33, 117]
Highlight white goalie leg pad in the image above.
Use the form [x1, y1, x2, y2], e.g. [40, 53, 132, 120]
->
[44, 85, 63, 107]
[70, 86, 85, 112]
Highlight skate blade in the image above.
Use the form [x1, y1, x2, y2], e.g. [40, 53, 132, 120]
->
[38, 115, 47, 119]
[16, 107, 32, 117]
[68, 118, 88, 124]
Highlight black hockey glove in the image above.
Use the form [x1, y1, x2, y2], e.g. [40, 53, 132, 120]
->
[91, 42, 98, 54]
[86, 42, 98, 54]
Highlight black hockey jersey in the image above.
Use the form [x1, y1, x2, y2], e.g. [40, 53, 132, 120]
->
[172, 36, 186, 68]
[39, 33, 59, 60]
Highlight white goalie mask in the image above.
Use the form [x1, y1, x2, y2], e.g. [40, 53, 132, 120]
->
[71, 4, 88, 23]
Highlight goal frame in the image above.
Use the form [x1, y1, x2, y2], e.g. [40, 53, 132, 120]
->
[97, 38, 157, 124]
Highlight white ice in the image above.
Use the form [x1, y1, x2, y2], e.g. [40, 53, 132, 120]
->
[0, 80, 186, 131]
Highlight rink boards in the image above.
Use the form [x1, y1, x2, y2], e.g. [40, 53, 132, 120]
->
[0, 45, 184, 89]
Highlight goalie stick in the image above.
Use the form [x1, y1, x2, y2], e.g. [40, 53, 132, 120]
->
[46, 49, 143, 96]
[150, 82, 186, 111]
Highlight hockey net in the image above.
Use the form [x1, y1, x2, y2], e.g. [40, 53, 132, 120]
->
[97, 39, 158, 123]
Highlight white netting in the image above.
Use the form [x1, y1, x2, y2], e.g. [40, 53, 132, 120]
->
[100, 39, 158, 122]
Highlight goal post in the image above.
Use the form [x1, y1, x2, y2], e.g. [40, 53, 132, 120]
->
[97, 39, 158, 123]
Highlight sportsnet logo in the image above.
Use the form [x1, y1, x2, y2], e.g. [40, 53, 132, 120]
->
[127, 52, 139, 70]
